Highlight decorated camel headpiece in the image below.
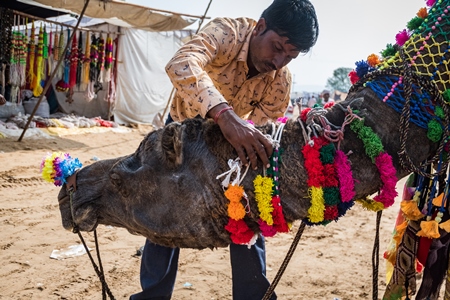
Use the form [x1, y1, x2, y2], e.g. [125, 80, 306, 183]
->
[349, 0, 450, 146]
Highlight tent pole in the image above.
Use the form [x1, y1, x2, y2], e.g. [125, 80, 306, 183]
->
[158, 0, 213, 125]
[196, 0, 213, 33]
[18, 0, 91, 142]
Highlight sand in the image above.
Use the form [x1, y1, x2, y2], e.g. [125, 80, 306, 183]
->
[0, 125, 408, 300]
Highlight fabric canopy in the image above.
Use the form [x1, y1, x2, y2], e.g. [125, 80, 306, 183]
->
[18, 0, 198, 31]
[114, 29, 190, 124]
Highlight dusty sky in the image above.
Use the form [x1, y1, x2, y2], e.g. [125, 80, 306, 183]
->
[129, 0, 426, 94]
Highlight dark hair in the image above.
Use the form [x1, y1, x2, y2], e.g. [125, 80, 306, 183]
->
[261, 0, 319, 53]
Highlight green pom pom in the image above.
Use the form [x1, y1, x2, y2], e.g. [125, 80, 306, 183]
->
[442, 89, 450, 103]
[381, 44, 397, 58]
[320, 143, 336, 164]
[427, 119, 443, 142]
[349, 118, 364, 132]
[407, 17, 424, 31]
[359, 127, 384, 160]
[435, 106, 445, 119]
[323, 187, 340, 205]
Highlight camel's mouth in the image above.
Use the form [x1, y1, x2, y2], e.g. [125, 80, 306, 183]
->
[57, 172, 100, 233]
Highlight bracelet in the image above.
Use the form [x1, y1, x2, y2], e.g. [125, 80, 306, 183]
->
[214, 106, 233, 123]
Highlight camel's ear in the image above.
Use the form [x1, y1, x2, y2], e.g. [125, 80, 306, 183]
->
[346, 97, 369, 116]
[161, 122, 183, 167]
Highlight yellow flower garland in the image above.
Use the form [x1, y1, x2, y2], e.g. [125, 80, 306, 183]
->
[307, 186, 325, 223]
[253, 175, 274, 225]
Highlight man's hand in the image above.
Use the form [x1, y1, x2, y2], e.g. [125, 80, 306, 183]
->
[208, 104, 273, 169]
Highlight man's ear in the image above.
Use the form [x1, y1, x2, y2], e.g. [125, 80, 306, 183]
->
[253, 18, 267, 36]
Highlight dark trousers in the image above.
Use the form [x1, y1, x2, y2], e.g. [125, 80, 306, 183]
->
[130, 114, 275, 300]
[130, 237, 275, 300]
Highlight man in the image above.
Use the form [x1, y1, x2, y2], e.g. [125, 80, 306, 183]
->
[321, 89, 334, 105]
[130, 0, 318, 299]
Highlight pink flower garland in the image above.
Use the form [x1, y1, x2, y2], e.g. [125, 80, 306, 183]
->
[334, 150, 356, 203]
[373, 152, 398, 208]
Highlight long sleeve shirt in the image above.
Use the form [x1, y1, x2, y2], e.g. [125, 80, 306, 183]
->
[165, 17, 292, 126]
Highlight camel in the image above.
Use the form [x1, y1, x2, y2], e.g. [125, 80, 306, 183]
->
[56, 85, 442, 250]
[55, 0, 450, 298]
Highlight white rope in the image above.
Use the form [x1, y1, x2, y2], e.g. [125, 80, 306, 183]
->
[216, 158, 243, 189]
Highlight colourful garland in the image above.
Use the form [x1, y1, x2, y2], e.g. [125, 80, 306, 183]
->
[223, 184, 255, 245]
[253, 119, 290, 235]
[223, 119, 290, 243]
[40, 152, 82, 186]
[349, 118, 398, 210]
[302, 136, 355, 225]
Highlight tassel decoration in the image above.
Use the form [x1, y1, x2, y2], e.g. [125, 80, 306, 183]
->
[439, 219, 450, 232]
[32, 26, 44, 96]
[56, 28, 65, 80]
[68, 32, 78, 88]
[83, 31, 90, 84]
[104, 33, 113, 82]
[400, 198, 424, 221]
[19, 31, 27, 88]
[89, 34, 98, 82]
[416, 217, 441, 239]
[28, 20, 36, 89]
[76, 31, 83, 88]
[47, 29, 52, 76]
[53, 27, 59, 61]
[97, 34, 105, 82]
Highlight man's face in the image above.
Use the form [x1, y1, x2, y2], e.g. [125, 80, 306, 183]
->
[248, 18, 300, 74]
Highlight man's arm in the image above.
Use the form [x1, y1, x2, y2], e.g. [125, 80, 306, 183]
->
[165, 18, 247, 119]
[207, 103, 272, 169]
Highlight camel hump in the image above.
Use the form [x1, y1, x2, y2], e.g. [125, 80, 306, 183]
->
[160, 122, 184, 167]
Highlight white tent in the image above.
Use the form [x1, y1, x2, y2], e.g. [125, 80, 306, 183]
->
[13, 0, 205, 125]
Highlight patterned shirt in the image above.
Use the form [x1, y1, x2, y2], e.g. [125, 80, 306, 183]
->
[165, 17, 292, 126]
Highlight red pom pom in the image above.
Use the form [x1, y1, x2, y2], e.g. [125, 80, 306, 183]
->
[324, 205, 339, 221]
[349, 70, 360, 85]
[323, 164, 338, 187]
[300, 107, 311, 122]
[323, 102, 335, 109]
[271, 195, 289, 232]
[225, 219, 254, 244]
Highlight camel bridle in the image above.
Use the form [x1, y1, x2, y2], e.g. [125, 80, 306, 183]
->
[67, 174, 117, 300]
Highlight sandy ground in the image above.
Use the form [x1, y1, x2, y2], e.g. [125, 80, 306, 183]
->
[0, 119, 411, 300]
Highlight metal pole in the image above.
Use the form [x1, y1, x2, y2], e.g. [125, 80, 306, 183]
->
[18, 0, 91, 142]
